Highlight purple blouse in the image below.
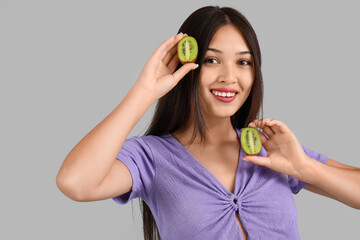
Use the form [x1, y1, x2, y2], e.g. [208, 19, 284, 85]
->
[112, 129, 328, 239]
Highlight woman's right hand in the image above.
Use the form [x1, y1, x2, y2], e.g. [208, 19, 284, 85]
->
[133, 33, 199, 100]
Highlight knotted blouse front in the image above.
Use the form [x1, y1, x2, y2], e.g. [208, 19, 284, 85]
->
[112, 129, 328, 239]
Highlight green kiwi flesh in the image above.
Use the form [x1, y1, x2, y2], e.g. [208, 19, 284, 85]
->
[177, 36, 198, 64]
[241, 127, 262, 155]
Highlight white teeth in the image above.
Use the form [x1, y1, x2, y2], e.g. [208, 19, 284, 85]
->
[211, 90, 236, 97]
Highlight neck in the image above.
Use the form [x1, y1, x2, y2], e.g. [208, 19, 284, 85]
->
[173, 113, 239, 146]
[202, 116, 238, 144]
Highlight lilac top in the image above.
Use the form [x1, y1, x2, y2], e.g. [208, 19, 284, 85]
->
[112, 129, 328, 239]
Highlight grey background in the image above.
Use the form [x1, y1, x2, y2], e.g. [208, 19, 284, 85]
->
[1, 0, 359, 239]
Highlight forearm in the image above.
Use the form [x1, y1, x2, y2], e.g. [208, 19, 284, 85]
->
[56, 84, 156, 195]
[302, 157, 360, 209]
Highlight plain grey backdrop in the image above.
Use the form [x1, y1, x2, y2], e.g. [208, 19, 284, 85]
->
[1, 0, 359, 239]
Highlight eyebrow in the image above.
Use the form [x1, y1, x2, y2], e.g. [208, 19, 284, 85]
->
[207, 47, 253, 55]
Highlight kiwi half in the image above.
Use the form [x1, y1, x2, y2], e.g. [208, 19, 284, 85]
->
[177, 36, 198, 64]
[241, 127, 262, 155]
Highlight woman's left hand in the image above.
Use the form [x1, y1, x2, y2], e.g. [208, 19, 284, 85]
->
[242, 118, 312, 179]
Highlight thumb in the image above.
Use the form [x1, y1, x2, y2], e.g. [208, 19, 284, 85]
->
[172, 63, 199, 83]
[242, 155, 271, 168]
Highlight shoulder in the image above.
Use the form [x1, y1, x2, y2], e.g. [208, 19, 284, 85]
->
[125, 133, 175, 151]
[129, 133, 172, 144]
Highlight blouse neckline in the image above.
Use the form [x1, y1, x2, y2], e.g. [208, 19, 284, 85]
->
[166, 128, 243, 196]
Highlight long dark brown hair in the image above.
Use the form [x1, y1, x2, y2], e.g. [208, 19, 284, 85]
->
[138, 6, 264, 240]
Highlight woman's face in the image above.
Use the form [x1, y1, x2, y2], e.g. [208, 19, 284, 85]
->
[198, 24, 255, 120]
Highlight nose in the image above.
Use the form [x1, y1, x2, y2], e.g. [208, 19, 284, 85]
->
[218, 63, 237, 84]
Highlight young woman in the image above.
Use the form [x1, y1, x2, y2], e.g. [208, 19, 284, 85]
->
[56, 6, 360, 240]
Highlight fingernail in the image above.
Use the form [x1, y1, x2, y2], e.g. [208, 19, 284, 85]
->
[191, 64, 199, 70]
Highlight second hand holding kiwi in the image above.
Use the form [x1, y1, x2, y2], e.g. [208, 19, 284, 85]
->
[132, 33, 198, 101]
[242, 119, 314, 181]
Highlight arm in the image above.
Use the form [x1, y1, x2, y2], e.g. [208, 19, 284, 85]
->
[56, 85, 155, 201]
[302, 157, 360, 209]
[56, 33, 198, 201]
[304, 158, 358, 199]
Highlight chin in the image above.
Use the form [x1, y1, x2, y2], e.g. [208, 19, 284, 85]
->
[201, 98, 242, 119]
[210, 108, 239, 118]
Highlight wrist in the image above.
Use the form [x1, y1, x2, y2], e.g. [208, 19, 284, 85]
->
[296, 156, 321, 184]
[130, 83, 158, 104]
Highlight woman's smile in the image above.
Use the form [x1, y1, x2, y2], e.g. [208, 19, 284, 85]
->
[210, 88, 239, 103]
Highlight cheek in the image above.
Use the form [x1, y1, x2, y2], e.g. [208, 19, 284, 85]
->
[238, 77, 254, 93]
[242, 69, 255, 88]
[246, 79, 254, 91]
[198, 72, 212, 92]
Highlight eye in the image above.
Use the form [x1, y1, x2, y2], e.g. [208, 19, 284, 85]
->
[238, 60, 252, 66]
[204, 58, 219, 64]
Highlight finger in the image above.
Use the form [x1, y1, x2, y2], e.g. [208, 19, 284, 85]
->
[257, 127, 270, 141]
[249, 118, 275, 136]
[163, 43, 178, 66]
[167, 51, 180, 72]
[262, 125, 275, 137]
[160, 33, 184, 61]
[263, 119, 286, 134]
[152, 33, 183, 63]
[258, 118, 273, 128]
[172, 63, 199, 83]
[254, 128, 272, 152]
[248, 118, 268, 128]
[242, 155, 271, 168]
[152, 35, 176, 61]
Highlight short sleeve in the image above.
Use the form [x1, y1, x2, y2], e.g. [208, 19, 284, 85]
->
[112, 136, 155, 205]
[288, 144, 328, 194]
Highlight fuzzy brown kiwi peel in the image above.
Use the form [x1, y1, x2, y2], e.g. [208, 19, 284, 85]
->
[177, 36, 198, 64]
[241, 127, 262, 155]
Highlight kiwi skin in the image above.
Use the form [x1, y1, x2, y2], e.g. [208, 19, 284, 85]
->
[240, 127, 262, 156]
[177, 36, 198, 64]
